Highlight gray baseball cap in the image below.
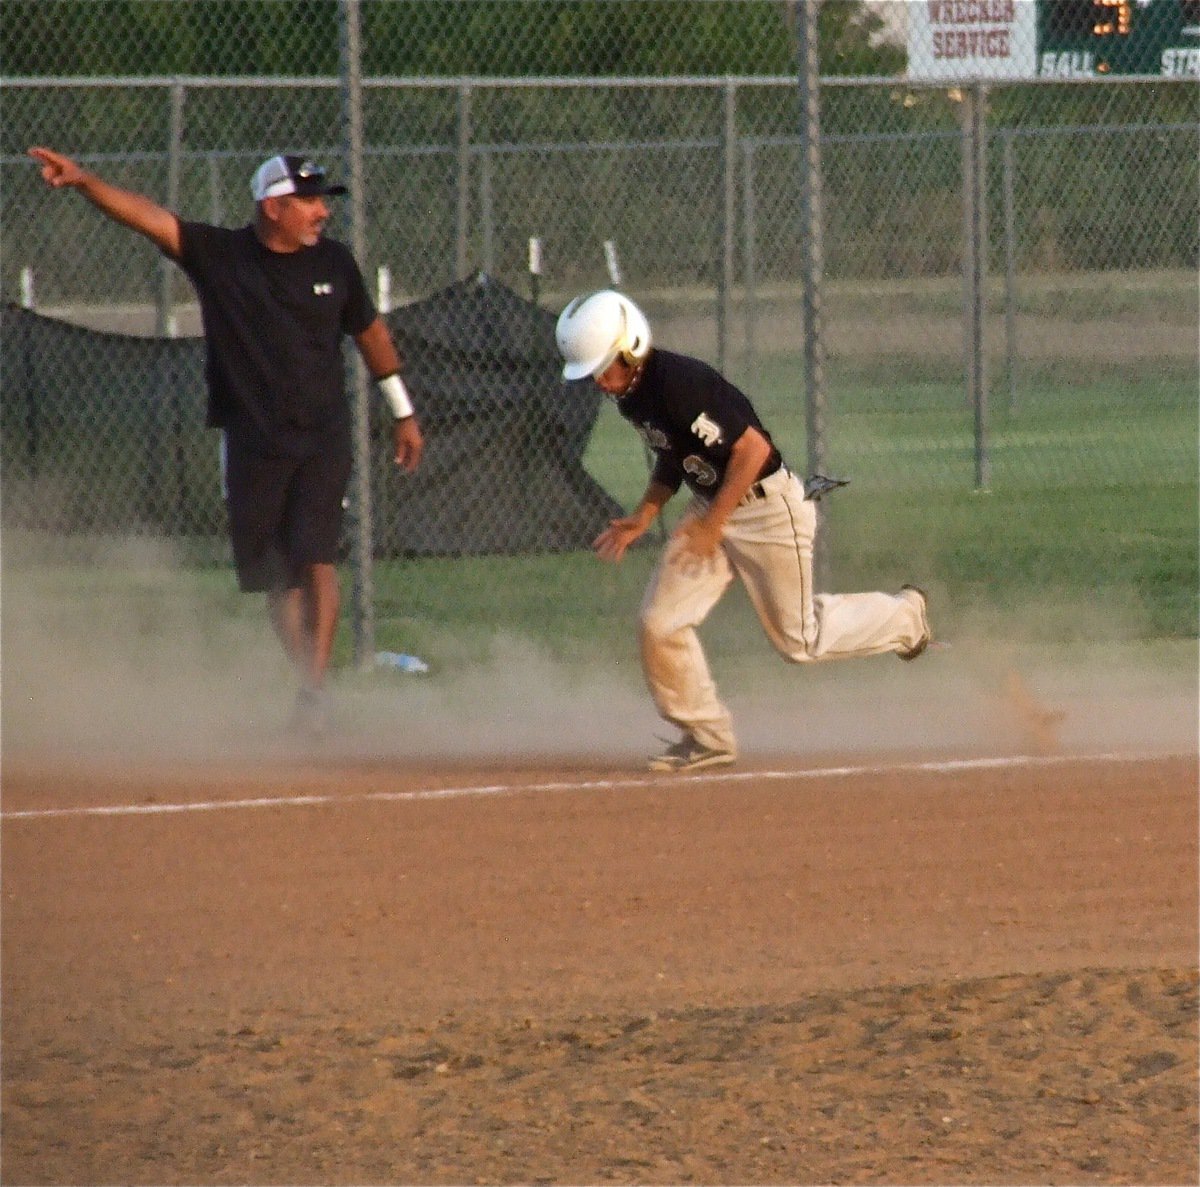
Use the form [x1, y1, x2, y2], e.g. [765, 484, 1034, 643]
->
[251, 155, 347, 202]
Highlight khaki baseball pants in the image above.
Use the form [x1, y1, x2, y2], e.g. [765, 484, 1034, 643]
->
[638, 468, 927, 755]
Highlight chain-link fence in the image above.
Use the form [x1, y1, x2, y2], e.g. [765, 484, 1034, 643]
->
[2, 1, 1197, 657]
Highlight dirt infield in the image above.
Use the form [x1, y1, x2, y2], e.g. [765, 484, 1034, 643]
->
[2, 751, 1196, 1185]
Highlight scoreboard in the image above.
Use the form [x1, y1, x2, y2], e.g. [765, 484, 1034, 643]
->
[908, 0, 1200, 80]
[1038, 0, 1200, 77]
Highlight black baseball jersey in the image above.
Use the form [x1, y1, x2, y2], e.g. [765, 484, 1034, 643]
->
[616, 349, 781, 499]
[176, 221, 376, 454]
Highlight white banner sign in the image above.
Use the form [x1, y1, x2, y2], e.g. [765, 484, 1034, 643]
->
[908, 0, 1039, 81]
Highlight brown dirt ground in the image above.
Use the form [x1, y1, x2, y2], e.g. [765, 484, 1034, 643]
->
[1, 752, 1196, 1186]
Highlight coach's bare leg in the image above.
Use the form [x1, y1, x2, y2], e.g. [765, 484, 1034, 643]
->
[304, 562, 340, 690]
[268, 586, 310, 678]
[269, 564, 340, 689]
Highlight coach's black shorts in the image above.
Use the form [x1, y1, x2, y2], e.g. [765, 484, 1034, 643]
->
[223, 429, 353, 593]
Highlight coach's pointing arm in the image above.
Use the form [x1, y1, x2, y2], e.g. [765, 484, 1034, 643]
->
[29, 146, 182, 259]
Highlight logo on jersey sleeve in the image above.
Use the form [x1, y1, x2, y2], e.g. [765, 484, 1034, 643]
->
[313, 282, 334, 296]
[691, 412, 723, 447]
[683, 455, 719, 486]
[637, 423, 669, 450]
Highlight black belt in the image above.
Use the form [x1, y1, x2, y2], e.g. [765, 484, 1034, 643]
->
[745, 462, 786, 502]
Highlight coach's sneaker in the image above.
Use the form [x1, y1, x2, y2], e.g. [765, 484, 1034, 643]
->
[289, 686, 333, 739]
[897, 584, 931, 662]
[648, 734, 735, 773]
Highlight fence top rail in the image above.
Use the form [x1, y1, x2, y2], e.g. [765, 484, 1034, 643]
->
[1, 72, 1190, 90]
[2, 73, 793, 89]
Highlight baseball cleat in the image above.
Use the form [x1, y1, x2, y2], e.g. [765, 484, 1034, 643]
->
[897, 584, 932, 661]
[648, 735, 736, 773]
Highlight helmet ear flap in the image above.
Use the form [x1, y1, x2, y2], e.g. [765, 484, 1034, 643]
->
[618, 307, 651, 368]
[620, 326, 646, 366]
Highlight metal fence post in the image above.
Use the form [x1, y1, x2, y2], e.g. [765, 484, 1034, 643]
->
[718, 76, 736, 377]
[1002, 127, 1018, 416]
[155, 80, 184, 338]
[456, 83, 472, 279]
[207, 152, 224, 226]
[480, 149, 494, 276]
[795, 0, 828, 583]
[338, 0, 375, 669]
[742, 137, 758, 391]
[961, 83, 990, 491]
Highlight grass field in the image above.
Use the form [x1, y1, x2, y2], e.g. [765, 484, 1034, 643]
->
[585, 363, 1197, 505]
[366, 480, 1196, 671]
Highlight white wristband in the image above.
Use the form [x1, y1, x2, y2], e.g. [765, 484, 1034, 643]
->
[378, 372, 414, 420]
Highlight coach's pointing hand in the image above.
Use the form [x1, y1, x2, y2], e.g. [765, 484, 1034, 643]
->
[29, 146, 88, 188]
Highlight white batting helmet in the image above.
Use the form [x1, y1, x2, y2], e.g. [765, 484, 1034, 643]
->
[555, 290, 652, 381]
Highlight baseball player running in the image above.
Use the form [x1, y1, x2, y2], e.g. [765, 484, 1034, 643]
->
[556, 290, 932, 773]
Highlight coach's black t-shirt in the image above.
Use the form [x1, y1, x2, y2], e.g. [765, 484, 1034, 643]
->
[176, 222, 376, 454]
[615, 349, 780, 499]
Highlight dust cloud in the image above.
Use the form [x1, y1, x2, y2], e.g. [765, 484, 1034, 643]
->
[0, 540, 662, 769]
[3, 539, 291, 765]
[729, 639, 1197, 763]
[3, 541, 1195, 775]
